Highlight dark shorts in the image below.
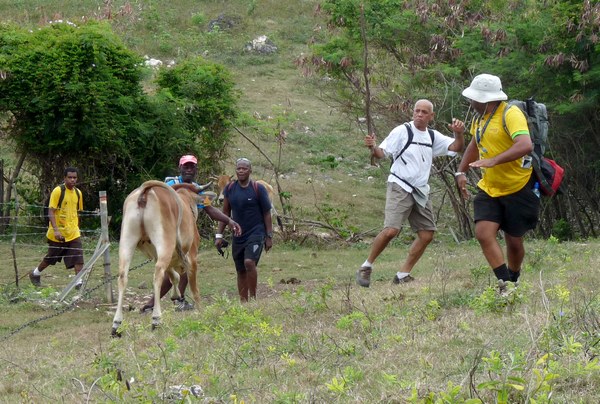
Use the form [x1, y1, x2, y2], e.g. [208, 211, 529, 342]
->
[232, 235, 265, 272]
[474, 182, 540, 237]
[43, 237, 84, 269]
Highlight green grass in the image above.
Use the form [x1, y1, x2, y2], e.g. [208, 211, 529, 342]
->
[1, 238, 600, 402]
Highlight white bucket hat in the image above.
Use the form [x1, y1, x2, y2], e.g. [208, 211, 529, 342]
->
[462, 74, 507, 103]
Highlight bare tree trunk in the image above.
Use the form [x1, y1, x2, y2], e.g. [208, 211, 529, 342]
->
[2, 151, 27, 228]
[0, 159, 4, 231]
[433, 159, 474, 240]
[359, 4, 377, 166]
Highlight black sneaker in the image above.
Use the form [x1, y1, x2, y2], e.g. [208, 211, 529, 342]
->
[29, 271, 41, 287]
[497, 280, 517, 297]
[356, 266, 372, 288]
[392, 274, 415, 284]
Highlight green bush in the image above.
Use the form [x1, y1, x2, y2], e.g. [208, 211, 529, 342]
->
[552, 218, 573, 241]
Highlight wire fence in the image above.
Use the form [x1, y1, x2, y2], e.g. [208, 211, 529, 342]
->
[0, 201, 103, 286]
[0, 194, 134, 340]
[0, 258, 152, 342]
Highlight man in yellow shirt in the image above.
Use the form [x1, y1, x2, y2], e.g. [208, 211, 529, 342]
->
[30, 167, 84, 288]
[455, 74, 540, 294]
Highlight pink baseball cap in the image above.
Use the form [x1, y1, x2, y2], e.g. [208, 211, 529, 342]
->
[179, 155, 198, 166]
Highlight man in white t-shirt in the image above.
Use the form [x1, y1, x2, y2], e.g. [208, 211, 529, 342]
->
[357, 99, 465, 287]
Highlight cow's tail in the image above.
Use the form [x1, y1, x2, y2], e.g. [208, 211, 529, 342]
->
[164, 185, 187, 269]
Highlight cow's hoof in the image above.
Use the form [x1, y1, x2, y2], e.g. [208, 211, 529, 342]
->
[151, 317, 161, 330]
[111, 321, 122, 338]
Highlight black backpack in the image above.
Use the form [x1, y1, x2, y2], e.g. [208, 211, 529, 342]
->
[502, 98, 565, 196]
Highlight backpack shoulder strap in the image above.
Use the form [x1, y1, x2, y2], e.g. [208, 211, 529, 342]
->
[392, 123, 435, 165]
[502, 103, 510, 136]
[226, 180, 237, 193]
[57, 185, 82, 210]
[391, 123, 415, 164]
[502, 101, 522, 138]
[427, 128, 434, 145]
[251, 180, 265, 211]
[57, 184, 66, 209]
[75, 187, 82, 210]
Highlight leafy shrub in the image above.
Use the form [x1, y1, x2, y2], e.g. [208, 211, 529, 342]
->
[191, 13, 206, 27]
[552, 218, 573, 241]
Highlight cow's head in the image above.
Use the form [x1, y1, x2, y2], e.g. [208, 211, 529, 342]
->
[210, 175, 234, 205]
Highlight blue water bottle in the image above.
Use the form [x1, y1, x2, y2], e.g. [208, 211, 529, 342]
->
[533, 182, 541, 198]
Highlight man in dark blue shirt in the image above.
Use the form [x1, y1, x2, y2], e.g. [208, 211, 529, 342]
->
[215, 158, 273, 302]
[141, 155, 240, 312]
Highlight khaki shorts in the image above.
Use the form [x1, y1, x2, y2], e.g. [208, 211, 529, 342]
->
[384, 182, 437, 232]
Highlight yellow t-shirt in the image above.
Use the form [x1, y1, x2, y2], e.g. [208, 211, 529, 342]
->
[46, 186, 83, 242]
[470, 102, 532, 197]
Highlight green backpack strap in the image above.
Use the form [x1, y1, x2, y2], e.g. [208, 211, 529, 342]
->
[57, 184, 81, 210]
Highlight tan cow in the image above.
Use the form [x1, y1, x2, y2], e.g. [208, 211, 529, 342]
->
[212, 175, 282, 229]
[111, 180, 213, 336]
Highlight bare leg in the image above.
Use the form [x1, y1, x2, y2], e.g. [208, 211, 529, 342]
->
[244, 259, 258, 300]
[142, 276, 173, 311]
[36, 260, 50, 272]
[475, 220, 505, 269]
[505, 233, 525, 273]
[399, 230, 434, 273]
[367, 227, 400, 264]
[237, 271, 248, 302]
[177, 272, 189, 297]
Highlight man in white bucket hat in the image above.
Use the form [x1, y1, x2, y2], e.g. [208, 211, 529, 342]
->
[455, 74, 540, 295]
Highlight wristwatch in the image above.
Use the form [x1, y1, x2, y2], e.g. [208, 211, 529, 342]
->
[266, 231, 273, 238]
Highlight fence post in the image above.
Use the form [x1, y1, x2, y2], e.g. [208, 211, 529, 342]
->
[99, 191, 113, 303]
[11, 182, 19, 287]
[0, 159, 4, 233]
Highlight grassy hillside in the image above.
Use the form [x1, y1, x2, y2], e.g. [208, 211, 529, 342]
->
[2, 1, 600, 403]
[0, 0, 397, 235]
